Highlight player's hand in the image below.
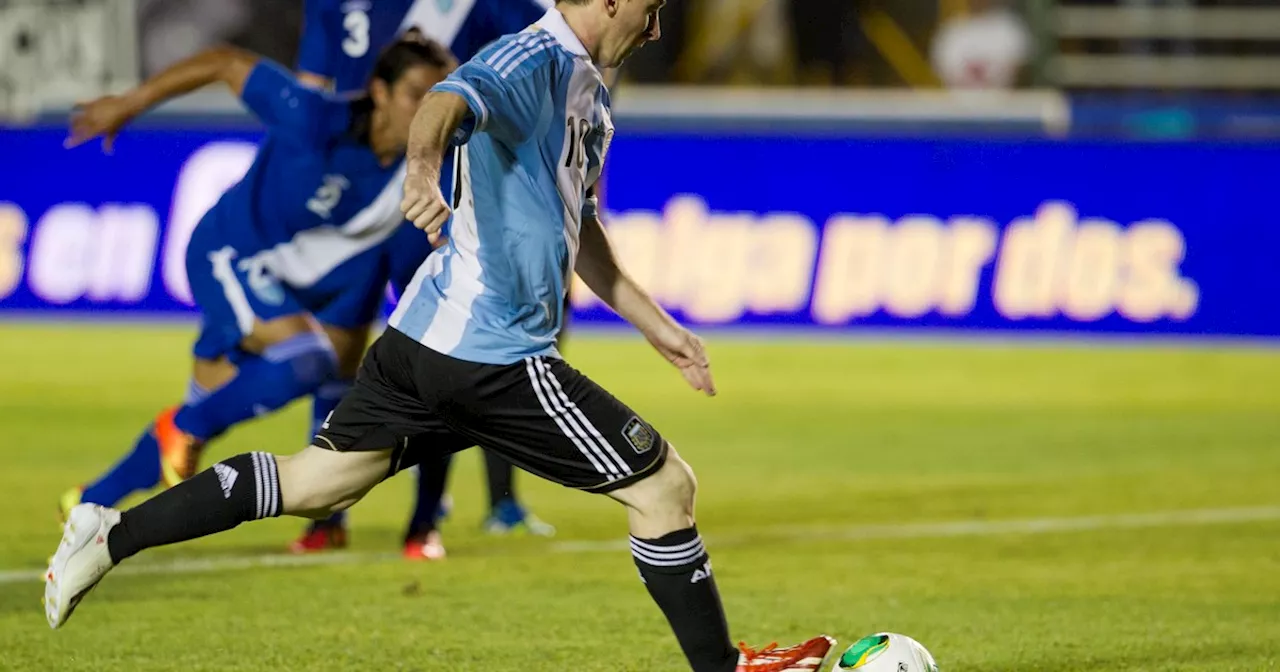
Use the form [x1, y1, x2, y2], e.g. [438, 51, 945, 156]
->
[646, 324, 716, 397]
[65, 95, 138, 153]
[401, 166, 451, 245]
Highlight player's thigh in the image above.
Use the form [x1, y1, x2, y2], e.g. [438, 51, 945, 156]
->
[440, 350, 668, 494]
[314, 328, 472, 479]
[186, 219, 310, 360]
[243, 314, 324, 354]
[191, 356, 237, 391]
[320, 322, 372, 379]
[276, 444, 394, 517]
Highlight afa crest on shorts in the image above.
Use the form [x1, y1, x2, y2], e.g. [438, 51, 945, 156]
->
[622, 417, 655, 454]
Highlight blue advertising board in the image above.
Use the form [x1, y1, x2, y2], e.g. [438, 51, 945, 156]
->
[1, 123, 1277, 338]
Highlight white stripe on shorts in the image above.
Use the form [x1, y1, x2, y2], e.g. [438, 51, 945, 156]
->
[535, 358, 632, 477]
[207, 246, 256, 336]
[523, 358, 617, 481]
[531, 358, 629, 478]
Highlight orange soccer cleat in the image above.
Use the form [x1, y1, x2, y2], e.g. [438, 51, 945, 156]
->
[736, 635, 837, 672]
[153, 407, 202, 488]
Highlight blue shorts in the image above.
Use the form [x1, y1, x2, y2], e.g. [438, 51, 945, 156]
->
[294, 246, 390, 331]
[187, 217, 304, 361]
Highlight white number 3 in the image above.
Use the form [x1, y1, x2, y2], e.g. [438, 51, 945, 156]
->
[342, 10, 370, 57]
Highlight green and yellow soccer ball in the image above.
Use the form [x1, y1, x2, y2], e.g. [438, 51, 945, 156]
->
[833, 633, 938, 672]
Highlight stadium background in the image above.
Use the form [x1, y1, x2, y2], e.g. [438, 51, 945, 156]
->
[1, 1, 1278, 670]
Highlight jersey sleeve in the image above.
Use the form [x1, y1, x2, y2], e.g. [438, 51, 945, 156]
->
[431, 58, 547, 148]
[296, 0, 336, 79]
[241, 60, 347, 147]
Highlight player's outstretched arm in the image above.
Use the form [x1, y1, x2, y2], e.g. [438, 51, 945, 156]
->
[576, 211, 716, 396]
[66, 46, 259, 152]
[401, 91, 470, 243]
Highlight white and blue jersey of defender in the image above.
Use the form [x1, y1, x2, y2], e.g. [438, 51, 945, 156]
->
[390, 8, 614, 364]
[187, 59, 408, 361]
[298, 0, 553, 93]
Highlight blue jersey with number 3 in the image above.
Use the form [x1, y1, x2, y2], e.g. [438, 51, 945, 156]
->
[298, 0, 552, 93]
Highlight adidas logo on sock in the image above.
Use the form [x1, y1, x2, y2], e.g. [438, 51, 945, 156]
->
[214, 463, 238, 499]
[690, 560, 713, 584]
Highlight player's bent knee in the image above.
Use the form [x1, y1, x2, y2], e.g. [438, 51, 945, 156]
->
[609, 444, 697, 522]
[655, 448, 698, 511]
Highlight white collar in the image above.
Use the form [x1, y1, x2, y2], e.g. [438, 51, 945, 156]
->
[536, 7, 589, 58]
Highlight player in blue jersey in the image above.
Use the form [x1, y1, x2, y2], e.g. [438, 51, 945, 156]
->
[45, 3, 835, 669]
[288, 0, 558, 559]
[297, 0, 552, 94]
[57, 33, 456, 534]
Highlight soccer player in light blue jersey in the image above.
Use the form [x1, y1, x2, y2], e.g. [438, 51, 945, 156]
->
[57, 33, 455, 531]
[288, 0, 558, 559]
[46, 3, 835, 669]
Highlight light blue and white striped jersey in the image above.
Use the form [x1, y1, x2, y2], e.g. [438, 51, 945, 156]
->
[389, 7, 613, 365]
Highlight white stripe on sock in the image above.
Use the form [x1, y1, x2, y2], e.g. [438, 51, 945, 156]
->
[254, 450, 267, 519]
[260, 453, 279, 518]
[630, 535, 707, 567]
[630, 536, 705, 554]
[630, 541, 706, 561]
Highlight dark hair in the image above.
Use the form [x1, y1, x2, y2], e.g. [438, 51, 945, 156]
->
[348, 29, 456, 142]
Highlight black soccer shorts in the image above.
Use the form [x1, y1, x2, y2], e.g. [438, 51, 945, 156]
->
[314, 327, 667, 492]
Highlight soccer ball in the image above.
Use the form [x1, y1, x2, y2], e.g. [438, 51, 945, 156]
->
[832, 633, 938, 672]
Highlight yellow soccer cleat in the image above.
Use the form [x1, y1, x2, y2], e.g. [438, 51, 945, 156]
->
[57, 486, 84, 524]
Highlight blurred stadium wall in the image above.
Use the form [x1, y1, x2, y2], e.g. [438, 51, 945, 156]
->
[1, 0, 1278, 341]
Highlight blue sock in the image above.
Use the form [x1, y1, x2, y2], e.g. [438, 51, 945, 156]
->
[310, 379, 353, 529]
[81, 431, 162, 507]
[81, 381, 211, 508]
[174, 332, 336, 440]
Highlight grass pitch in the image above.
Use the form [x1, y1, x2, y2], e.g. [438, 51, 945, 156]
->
[0, 323, 1278, 671]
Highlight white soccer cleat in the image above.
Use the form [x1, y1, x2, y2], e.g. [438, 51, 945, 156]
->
[44, 503, 120, 629]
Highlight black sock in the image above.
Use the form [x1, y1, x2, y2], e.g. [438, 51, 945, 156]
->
[632, 527, 736, 672]
[483, 450, 515, 509]
[405, 453, 452, 541]
[107, 452, 282, 564]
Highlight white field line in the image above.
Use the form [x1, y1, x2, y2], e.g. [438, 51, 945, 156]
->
[2, 505, 1277, 585]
